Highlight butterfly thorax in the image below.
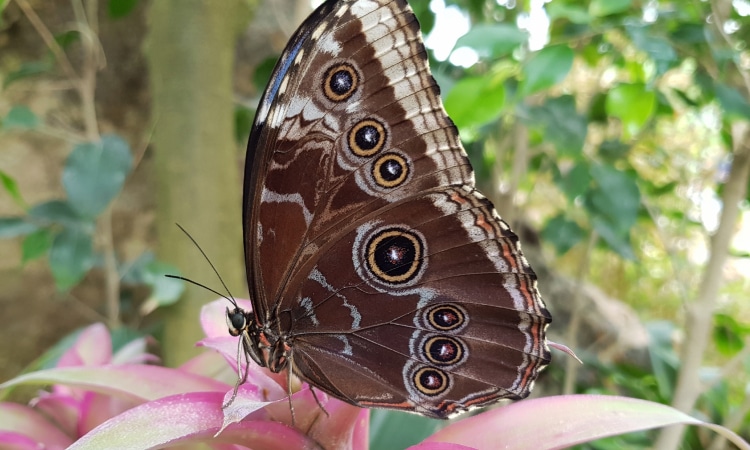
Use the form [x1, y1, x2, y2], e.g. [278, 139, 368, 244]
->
[226, 306, 292, 373]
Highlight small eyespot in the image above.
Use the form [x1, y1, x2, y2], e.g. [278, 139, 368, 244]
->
[349, 119, 386, 157]
[425, 304, 467, 332]
[365, 227, 424, 284]
[323, 63, 359, 102]
[423, 336, 465, 366]
[373, 152, 409, 188]
[413, 366, 450, 396]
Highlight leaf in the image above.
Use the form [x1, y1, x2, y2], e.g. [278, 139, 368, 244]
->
[1, 105, 40, 129]
[625, 25, 678, 76]
[22, 228, 53, 263]
[520, 45, 574, 96]
[62, 134, 133, 219]
[583, 164, 640, 259]
[714, 83, 750, 120]
[0, 217, 38, 238]
[589, 0, 632, 17]
[713, 313, 749, 356]
[546, 3, 591, 24]
[541, 214, 585, 255]
[0, 170, 26, 208]
[2, 60, 52, 88]
[424, 395, 750, 449]
[453, 24, 527, 59]
[28, 200, 85, 229]
[557, 162, 591, 201]
[605, 83, 656, 139]
[444, 74, 505, 132]
[371, 410, 442, 449]
[525, 95, 587, 156]
[48, 227, 94, 290]
[107, 0, 139, 18]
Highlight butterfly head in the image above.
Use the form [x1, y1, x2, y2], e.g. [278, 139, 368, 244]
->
[226, 306, 267, 368]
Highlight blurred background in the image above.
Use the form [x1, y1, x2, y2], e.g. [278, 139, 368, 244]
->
[0, 0, 748, 448]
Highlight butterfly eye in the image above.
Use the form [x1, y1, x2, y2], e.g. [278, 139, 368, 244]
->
[226, 308, 247, 336]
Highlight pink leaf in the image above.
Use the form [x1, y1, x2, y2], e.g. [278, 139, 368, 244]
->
[424, 394, 750, 449]
[0, 402, 73, 449]
[1, 365, 228, 403]
[69, 392, 317, 450]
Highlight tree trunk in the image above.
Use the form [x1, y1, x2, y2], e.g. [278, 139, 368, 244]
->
[145, 0, 250, 366]
[654, 124, 750, 449]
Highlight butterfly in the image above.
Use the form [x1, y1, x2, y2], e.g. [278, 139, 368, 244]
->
[227, 0, 551, 419]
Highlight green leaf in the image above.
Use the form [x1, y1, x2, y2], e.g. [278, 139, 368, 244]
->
[2, 60, 52, 88]
[2, 105, 40, 130]
[453, 24, 527, 59]
[520, 45, 574, 96]
[588, 164, 640, 229]
[49, 227, 94, 290]
[62, 134, 133, 219]
[541, 214, 585, 255]
[370, 409, 441, 449]
[0, 170, 26, 208]
[252, 56, 278, 93]
[22, 228, 53, 263]
[234, 105, 254, 144]
[625, 25, 678, 76]
[444, 74, 505, 132]
[605, 83, 656, 139]
[584, 164, 640, 259]
[28, 200, 84, 229]
[525, 95, 587, 156]
[108, 0, 139, 18]
[589, 0, 632, 17]
[0, 217, 38, 238]
[592, 216, 636, 260]
[546, 3, 591, 24]
[713, 313, 749, 356]
[598, 139, 630, 161]
[142, 261, 184, 307]
[557, 162, 591, 201]
[714, 83, 750, 120]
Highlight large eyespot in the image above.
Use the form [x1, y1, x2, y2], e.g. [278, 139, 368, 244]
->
[365, 227, 424, 284]
[423, 336, 466, 366]
[372, 152, 410, 188]
[413, 366, 450, 396]
[349, 119, 386, 157]
[425, 304, 468, 332]
[323, 63, 359, 102]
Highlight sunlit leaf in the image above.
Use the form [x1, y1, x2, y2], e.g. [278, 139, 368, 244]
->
[444, 74, 505, 133]
[520, 45, 574, 96]
[589, 0, 632, 17]
[453, 24, 527, 59]
[605, 83, 656, 139]
[22, 228, 53, 263]
[0, 170, 25, 208]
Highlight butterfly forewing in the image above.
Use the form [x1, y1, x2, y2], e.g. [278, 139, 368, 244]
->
[241, 0, 551, 419]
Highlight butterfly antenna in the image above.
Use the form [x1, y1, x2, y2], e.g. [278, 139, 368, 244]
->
[172, 223, 239, 308]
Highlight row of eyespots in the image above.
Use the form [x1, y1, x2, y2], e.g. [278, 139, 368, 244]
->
[411, 304, 469, 397]
[323, 62, 410, 189]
